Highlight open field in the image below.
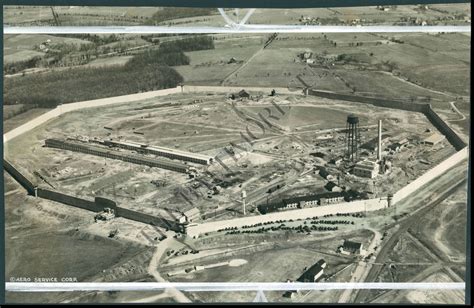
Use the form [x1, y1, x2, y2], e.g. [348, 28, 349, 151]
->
[4, 173, 150, 284]
[4, 4, 470, 26]
[173, 32, 470, 111]
[164, 230, 372, 303]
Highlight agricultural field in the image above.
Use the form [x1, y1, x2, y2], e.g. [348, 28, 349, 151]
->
[4, 4, 470, 26]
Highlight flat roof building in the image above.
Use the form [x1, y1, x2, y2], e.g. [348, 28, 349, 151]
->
[353, 160, 380, 179]
[423, 133, 445, 146]
[103, 139, 213, 165]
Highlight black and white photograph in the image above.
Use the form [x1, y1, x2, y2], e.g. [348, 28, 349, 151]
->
[2, 3, 471, 304]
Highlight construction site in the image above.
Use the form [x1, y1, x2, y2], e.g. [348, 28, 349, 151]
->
[4, 86, 460, 230]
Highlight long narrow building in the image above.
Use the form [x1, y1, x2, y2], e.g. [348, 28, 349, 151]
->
[45, 139, 189, 173]
[103, 139, 213, 165]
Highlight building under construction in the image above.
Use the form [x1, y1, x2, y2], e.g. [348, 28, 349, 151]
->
[44, 138, 190, 173]
[103, 139, 213, 165]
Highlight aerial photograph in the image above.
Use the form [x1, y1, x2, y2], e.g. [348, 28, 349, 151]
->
[2, 4, 470, 304]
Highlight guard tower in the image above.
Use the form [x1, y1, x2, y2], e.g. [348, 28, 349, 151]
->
[345, 114, 360, 162]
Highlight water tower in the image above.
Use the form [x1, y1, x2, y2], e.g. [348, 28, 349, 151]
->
[345, 114, 360, 162]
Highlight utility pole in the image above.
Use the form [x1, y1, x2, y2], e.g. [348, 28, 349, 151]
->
[50, 7, 61, 26]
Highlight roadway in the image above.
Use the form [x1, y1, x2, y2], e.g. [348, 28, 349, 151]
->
[352, 160, 468, 304]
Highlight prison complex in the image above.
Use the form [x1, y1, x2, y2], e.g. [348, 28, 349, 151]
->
[45, 138, 189, 173]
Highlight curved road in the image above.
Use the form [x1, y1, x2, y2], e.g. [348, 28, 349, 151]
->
[353, 161, 468, 304]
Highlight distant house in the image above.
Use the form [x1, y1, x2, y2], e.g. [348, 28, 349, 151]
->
[339, 240, 364, 255]
[297, 259, 326, 282]
[238, 89, 250, 98]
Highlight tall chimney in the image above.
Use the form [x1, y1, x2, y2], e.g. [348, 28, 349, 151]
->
[377, 119, 382, 161]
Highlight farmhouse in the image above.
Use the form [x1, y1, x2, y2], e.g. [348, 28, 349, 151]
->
[339, 240, 364, 255]
[297, 259, 327, 282]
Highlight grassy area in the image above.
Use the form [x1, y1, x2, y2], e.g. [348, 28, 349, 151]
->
[3, 108, 52, 133]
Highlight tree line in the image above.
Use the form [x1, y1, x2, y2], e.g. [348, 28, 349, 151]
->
[4, 35, 214, 108]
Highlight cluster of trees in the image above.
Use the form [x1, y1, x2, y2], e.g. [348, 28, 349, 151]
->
[127, 36, 214, 68]
[4, 56, 43, 75]
[335, 212, 365, 218]
[225, 223, 339, 235]
[4, 64, 183, 107]
[4, 35, 215, 108]
[145, 7, 214, 24]
[126, 48, 190, 67]
[68, 34, 122, 45]
[160, 36, 214, 53]
[295, 225, 338, 233]
[310, 220, 355, 225]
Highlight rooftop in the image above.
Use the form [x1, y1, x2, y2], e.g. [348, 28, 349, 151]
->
[106, 139, 212, 161]
[343, 240, 363, 250]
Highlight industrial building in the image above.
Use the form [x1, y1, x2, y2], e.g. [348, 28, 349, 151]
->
[45, 139, 190, 173]
[179, 207, 201, 223]
[353, 160, 380, 178]
[257, 191, 352, 214]
[102, 139, 213, 165]
[422, 133, 446, 146]
[297, 259, 327, 282]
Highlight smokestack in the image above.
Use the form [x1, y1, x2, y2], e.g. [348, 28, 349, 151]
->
[377, 120, 382, 161]
[242, 190, 247, 215]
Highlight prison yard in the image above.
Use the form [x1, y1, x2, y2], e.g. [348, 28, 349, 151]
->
[3, 28, 470, 304]
[4, 90, 456, 222]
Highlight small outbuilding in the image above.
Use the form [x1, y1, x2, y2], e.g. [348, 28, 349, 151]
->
[339, 240, 364, 255]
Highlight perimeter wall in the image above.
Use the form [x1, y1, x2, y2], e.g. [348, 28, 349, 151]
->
[307, 90, 467, 150]
[3, 86, 469, 235]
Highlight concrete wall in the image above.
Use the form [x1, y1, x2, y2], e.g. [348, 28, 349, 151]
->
[182, 85, 304, 96]
[115, 207, 183, 233]
[425, 106, 467, 150]
[307, 90, 467, 150]
[3, 87, 181, 144]
[307, 90, 428, 113]
[3, 159, 35, 195]
[5, 157, 184, 231]
[186, 198, 388, 237]
[36, 188, 104, 212]
[392, 147, 469, 205]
